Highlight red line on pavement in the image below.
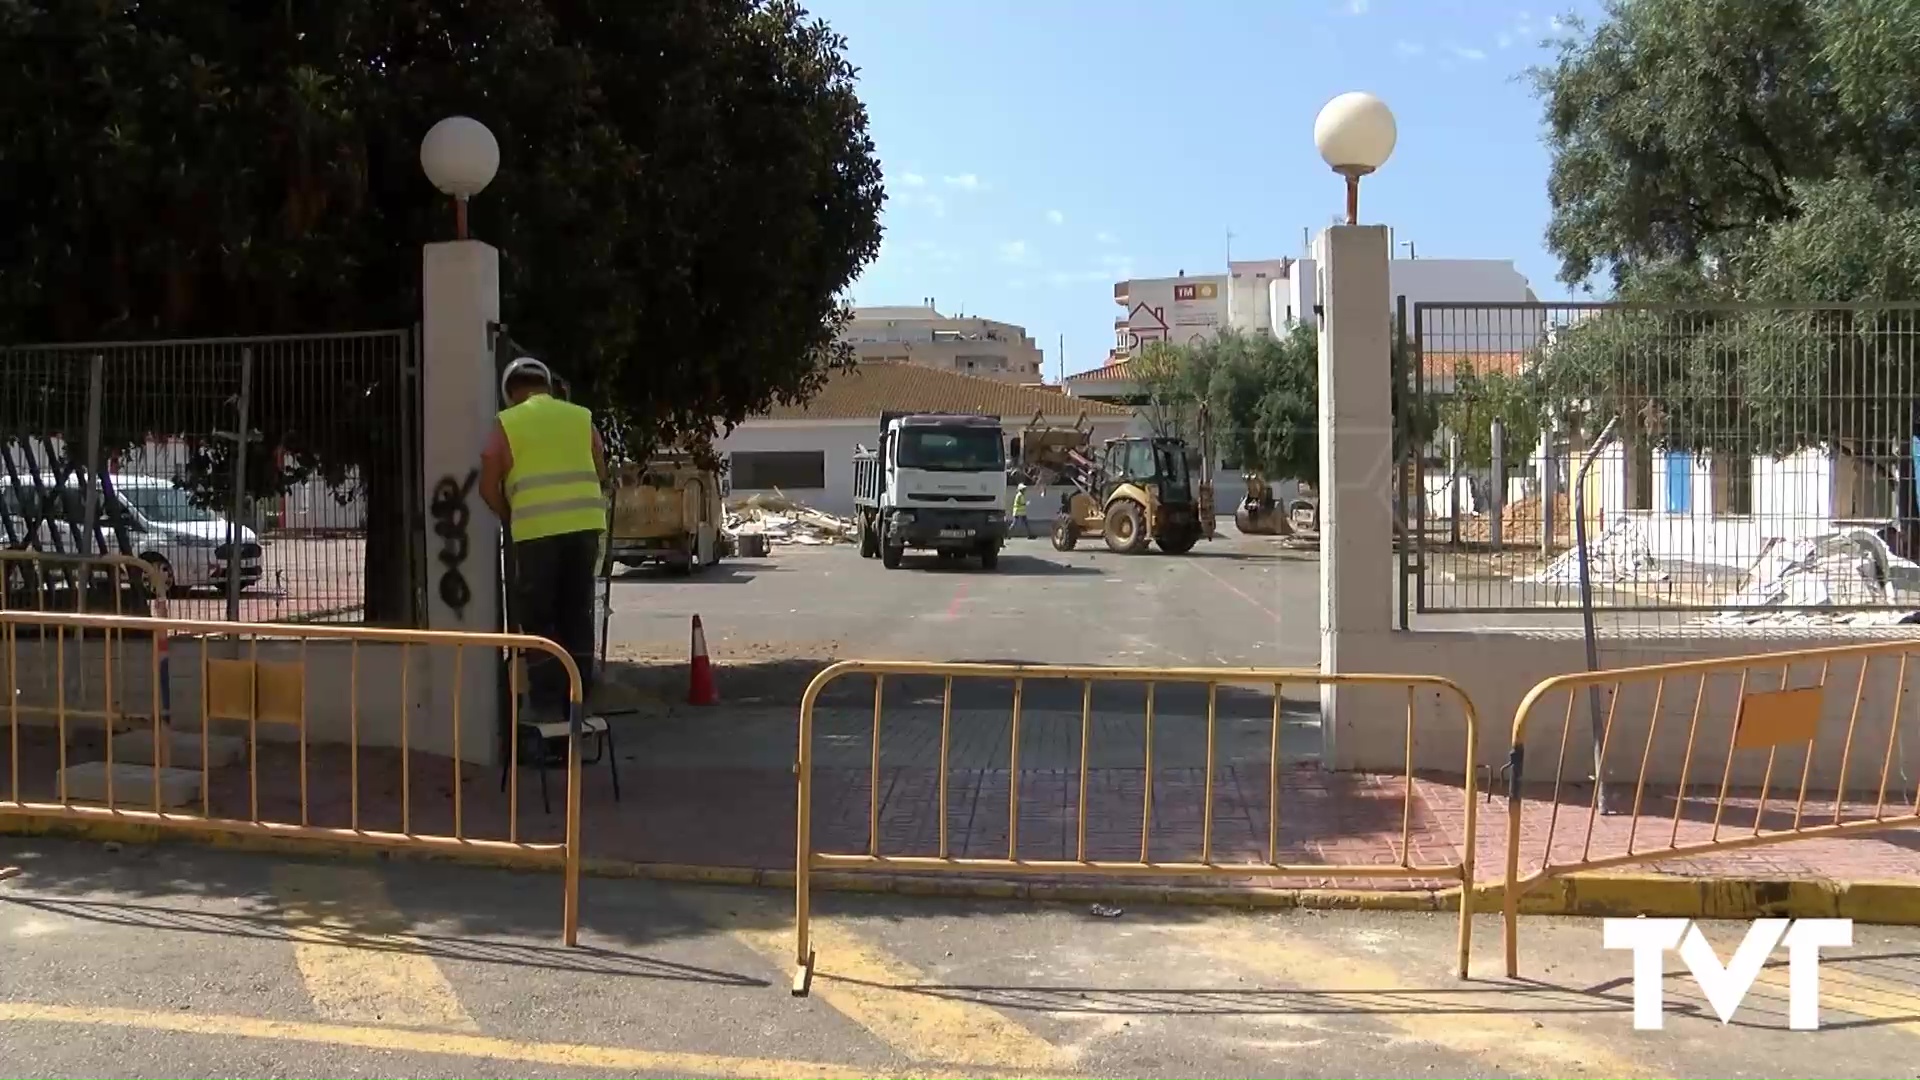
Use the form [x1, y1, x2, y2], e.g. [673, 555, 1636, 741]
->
[945, 583, 968, 618]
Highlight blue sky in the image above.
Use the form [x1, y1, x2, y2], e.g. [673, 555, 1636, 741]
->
[808, 0, 1601, 377]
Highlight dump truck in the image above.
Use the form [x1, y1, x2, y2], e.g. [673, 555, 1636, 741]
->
[853, 412, 1007, 570]
[607, 456, 724, 574]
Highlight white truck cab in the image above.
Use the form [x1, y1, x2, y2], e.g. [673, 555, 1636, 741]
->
[852, 412, 1008, 570]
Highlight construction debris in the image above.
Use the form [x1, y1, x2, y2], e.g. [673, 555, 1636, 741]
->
[723, 490, 856, 546]
[1699, 529, 1920, 626]
[1459, 493, 1571, 545]
[1520, 516, 1667, 586]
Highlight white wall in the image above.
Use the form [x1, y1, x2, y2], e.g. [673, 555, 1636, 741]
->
[1227, 259, 1291, 334]
[1590, 447, 1842, 568]
[1283, 257, 1542, 347]
[718, 417, 1136, 519]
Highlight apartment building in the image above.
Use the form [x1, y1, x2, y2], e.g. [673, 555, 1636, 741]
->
[841, 303, 1044, 383]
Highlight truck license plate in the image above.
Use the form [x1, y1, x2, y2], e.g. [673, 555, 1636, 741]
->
[938, 528, 972, 539]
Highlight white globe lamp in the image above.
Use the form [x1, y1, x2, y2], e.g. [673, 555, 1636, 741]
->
[1313, 92, 1397, 225]
[420, 116, 501, 239]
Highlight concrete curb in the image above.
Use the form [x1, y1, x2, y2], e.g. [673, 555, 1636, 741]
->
[7, 813, 1919, 924]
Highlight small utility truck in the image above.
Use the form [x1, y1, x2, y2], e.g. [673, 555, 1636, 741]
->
[852, 411, 1008, 570]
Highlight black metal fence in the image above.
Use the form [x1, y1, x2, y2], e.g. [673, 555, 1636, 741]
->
[1399, 301, 1920, 630]
[0, 330, 419, 625]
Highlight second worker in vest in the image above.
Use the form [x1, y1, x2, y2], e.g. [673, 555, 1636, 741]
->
[481, 357, 609, 721]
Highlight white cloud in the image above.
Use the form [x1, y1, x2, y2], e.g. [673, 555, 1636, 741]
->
[896, 171, 927, 188]
[891, 191, 946, 217]
[1393, 40, 1425, 56]
[1547, 14, 1565, 31]
[998, 239, 1030, 264]
[1095, 230, 1119, 245]
[1450, 45, 1488, 61]
[1497, 32, 1514, 48]
[943, 173, 984, 192]
[1345, 0, 1369, 12]
[1046, 209, 1065, 226]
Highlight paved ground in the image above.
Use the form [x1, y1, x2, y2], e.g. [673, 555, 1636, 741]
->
[7, 837, 1920, 1078]
[603, 529, 1323, 691]
[13, 527, 1920, 889]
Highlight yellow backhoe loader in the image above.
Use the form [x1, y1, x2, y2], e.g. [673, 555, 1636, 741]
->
[1018, 412, 1214, 555]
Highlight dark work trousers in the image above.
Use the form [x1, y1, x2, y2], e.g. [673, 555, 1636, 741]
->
[511, 529, 601, 721]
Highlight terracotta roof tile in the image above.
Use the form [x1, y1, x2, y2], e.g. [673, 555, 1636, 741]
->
[1064, 358, 1135, 384]
[1420, 350, 1530, 380]
[756, 361, 1132, 421]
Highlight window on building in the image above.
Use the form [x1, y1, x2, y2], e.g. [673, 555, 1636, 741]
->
[729, 451, 825, 490]
[1712, 453, 1755, 516]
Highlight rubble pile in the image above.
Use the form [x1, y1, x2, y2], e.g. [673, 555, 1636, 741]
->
[1458, 493, 1571, 544]
[1521, 515, 1667, 586]
[723, 491, 856, 546]
[1701, 529, 1920, 627]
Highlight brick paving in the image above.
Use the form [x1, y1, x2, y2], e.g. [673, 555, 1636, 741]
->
[8, 716, 1920, 890]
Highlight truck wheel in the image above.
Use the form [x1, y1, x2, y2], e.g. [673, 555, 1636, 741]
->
[1051, 518, 1078, 552]
[1103, 500, 1149, 554]
[859, 513, 878, 558]
[1156, 526, 1199, 554]
[880, 525, 903, 569]
[979, 545, 1000, 570]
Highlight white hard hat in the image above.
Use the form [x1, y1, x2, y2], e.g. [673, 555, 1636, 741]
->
[500, 356, 553, 402]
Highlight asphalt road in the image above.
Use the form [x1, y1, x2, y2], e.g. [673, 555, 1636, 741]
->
[600, 527, 1323, 718]
[6, 838, 1920, 1078]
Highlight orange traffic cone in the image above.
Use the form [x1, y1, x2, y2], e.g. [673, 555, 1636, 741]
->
[687, 614, 718, 706]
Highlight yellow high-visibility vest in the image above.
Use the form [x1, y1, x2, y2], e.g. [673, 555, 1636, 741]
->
[499, 394, 605, 541]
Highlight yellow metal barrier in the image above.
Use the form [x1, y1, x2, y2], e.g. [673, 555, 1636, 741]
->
[0, 549, 168, 615]
[793, 660, 1483, 994]
[0, 608, 588, 945]
[1501, 640, 1920, 977]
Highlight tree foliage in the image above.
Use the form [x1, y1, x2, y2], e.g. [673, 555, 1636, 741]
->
[0, 0, 883, 616]
[1533, 0, 1920, 551]
[0, 0, 882, 451]
[1438, 364, 1543, 471]
[1190, 327, 1320, 484]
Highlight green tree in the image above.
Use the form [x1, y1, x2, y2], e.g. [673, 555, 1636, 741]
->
[1130, 339, 1205, 440]
[0, 0, 884, 618]
[1195, 327, 1320, 484]
[1533, 0, 1920, 553]
[1439, 364, 1544, 472]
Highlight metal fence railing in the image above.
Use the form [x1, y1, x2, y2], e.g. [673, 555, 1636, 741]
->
[0, 609, 587, 944]
[792, 660, 1483, 995]
[1499, 640, 1920, 978]
[0, 330, 419, 627]
[1399, 302, 1920, 632]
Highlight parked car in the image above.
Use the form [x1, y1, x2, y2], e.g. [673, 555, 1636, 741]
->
[0, 473, 263, 595]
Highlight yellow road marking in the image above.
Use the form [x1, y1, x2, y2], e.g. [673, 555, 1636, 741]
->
[0, 1001, 980, 1079]
[1181, 921, 1656, 1078]
[1752, 959, 1920, 1034]
[269, 864, 478, 1032]
[675, 888, 1064, 1072]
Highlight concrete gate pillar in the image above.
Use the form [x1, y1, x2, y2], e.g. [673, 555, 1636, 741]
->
[420, 239, 503, 764]
[1315, 225, 1394, 766]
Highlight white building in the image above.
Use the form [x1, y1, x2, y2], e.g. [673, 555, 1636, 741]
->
[842, 304, 1045, 383]
[1570, 437, 1903, 574]
[719, 361, 1135, 519]
[1083, 254, 1543, 520]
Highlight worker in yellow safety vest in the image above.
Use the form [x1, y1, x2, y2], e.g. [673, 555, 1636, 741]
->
[1010, 482, 1032, 538]
[480, 356, 608, 720]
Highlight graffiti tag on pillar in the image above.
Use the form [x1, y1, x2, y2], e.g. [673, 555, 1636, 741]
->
[430, 469, 478, 619]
